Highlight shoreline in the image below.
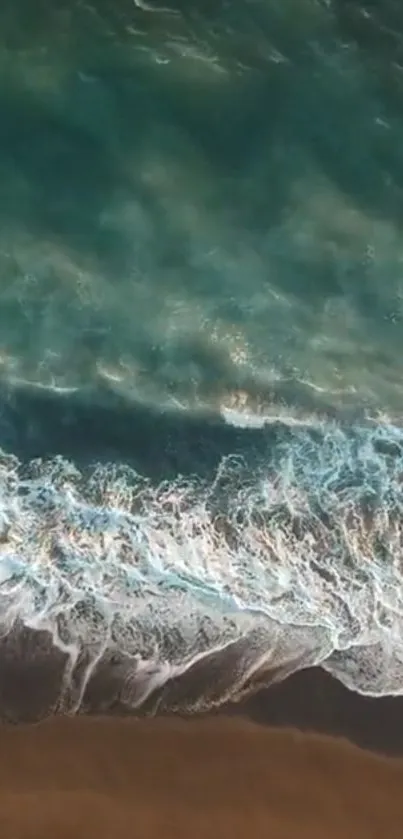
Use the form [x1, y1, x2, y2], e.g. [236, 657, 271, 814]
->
[236, 667, 403, 757]
[0, 622, 403, 756]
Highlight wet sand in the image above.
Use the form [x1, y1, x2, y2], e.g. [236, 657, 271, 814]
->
[1, 622, 402, 756]
[0, 713, 403, 839]
[0, 610, 402, 839]
[240, 667, 403, 756]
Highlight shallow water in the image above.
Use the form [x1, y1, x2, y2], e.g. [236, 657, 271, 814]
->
[2, 0, 403, 718]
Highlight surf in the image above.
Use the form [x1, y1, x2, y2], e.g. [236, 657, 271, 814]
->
[0, 384, 403, 719]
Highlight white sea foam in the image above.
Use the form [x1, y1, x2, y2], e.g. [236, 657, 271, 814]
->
[0, 416, 403, 710]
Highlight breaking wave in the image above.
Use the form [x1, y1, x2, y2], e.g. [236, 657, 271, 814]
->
[1, 392, 403, 720]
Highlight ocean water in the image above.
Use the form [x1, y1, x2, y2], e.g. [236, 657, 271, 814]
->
[1, 0, 403, 720]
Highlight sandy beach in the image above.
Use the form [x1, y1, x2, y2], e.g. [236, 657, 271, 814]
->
[1, 626, 403, 837]
[0, 713, 402, 839]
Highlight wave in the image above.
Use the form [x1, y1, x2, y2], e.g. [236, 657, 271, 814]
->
[0, 381, 403, 720]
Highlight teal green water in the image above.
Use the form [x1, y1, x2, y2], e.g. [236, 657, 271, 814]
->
[2, 0, 403, 420]
[2, 1, 403, 717]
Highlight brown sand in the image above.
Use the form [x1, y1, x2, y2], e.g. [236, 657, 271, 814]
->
[0, 715, 403, 839]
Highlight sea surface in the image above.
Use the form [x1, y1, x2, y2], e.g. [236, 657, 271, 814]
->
[1, 0, 403, 720]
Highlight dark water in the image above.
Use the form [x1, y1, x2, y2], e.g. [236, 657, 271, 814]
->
[1, 0, 403, 720]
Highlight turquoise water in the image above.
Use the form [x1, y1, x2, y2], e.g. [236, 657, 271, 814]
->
[1, 0, 403, 718]
[2, 0, 403, 416]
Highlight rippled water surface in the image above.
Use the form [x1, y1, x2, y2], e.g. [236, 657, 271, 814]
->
[2, 0, 403, 718]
